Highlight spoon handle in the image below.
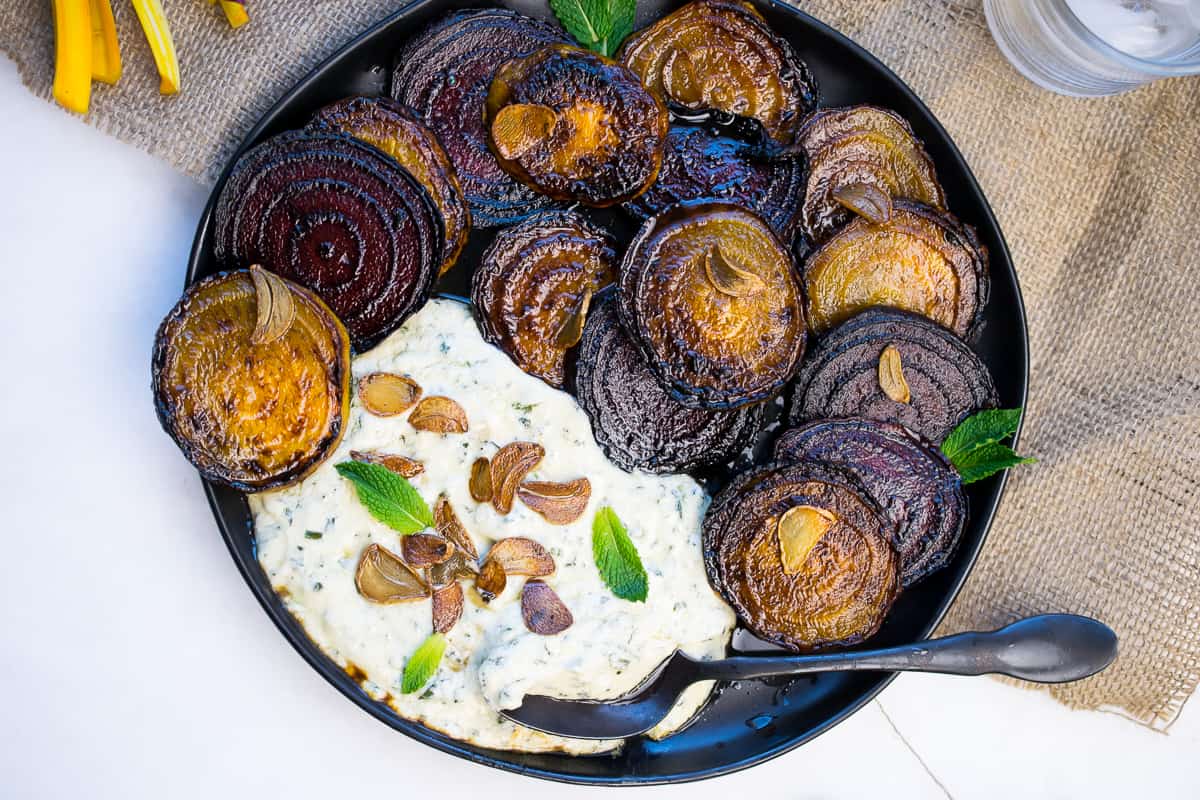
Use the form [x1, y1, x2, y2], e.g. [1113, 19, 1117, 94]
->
[695, 614, 1117, 684]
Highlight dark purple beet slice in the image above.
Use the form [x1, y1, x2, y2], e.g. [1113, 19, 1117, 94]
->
[623, 126, 805, 243]
[212, 130, 442, 352]
[789, 307, 998, 443]
[575, 292, 765, 473]
[774, 418, 966, 586]
[391, 9, 568, 227]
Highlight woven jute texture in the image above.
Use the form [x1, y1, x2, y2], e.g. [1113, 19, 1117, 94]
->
[4, 0, 1198, 729]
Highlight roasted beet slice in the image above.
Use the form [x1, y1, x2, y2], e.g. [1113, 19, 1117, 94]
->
[212, 131, 442, 351]
[485, 45, 669, 206]
[392, 9, 569, 227]
[802, 201, 988, 338]
[576, 293, 765, 473]
[623, 126, 805, 242]
[703, 460, 898, 651]
[796, 106, 944, 245]
[774, 419, 966, 586]
[619, 0, 817, 145]
[310, 96, 471, 275]
[471, 211, 616, 387]
[789, 307, 998, 444]
[619, 202, 806, 409]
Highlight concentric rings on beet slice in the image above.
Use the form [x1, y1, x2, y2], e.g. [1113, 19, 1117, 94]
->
[212, 130, 443, 351]
[775, 418, 966, 586]
[575, 292, 766, 473]
[391, 9, 569, 227]
[789, 307, 998, 443]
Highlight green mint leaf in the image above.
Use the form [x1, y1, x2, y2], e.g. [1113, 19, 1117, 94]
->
[942, 408, 1023, 463]
[551, 0, 606, 49]
[304, 530, 323, 540]
[606, 0, 636, 56]
[335, 461, 434, 535]
[551, 0, 634, 56]
[401, 632, 446, 694]
[592, 506, 648, 602]
[951, 442, 1037, 484]
[941, 408, 1035, 484]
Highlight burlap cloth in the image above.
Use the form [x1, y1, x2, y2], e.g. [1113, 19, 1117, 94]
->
[5, 0, 1198, 729]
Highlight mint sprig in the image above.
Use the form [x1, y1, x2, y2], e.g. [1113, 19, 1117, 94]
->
[941, 408, 1035, 484]
[551, 0, 636, 57]
[335, 461, 433, 535]
[592, 506, 648, 602]
[401, 632, 446, 694]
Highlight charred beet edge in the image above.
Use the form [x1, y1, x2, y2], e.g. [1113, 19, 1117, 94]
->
[575, 292, 765, 473]
[152, 270, 351, 492]
[797, 105, 945, 246]
[703, 459, 898, 651]
[392, 9, 569, 227]
[471, 210, 617, 388]
[212, 130, 443, 352]
[485, 45, 669, 207]
[789, 307, 999, 444]
[802, 200, 989, 338]
[619, 201, 807, 409]
[775, 418, 967, 587]
[619, 0, 818, 146]
[623, 126, 805, 243]
[310, 96, 471, 276]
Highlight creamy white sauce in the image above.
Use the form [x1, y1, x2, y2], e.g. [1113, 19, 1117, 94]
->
[250, 299, 735, 753]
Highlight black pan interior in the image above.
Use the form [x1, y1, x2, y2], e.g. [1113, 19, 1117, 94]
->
[185, 0, 1028, 785]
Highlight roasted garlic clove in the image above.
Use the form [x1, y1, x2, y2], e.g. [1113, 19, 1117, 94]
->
[350, 450, 425, 478]
[469, 457, 494, 503]
[409, 396, 469, 433]
[521, 580, 573, 635]
[484, 537, 555, 577]
[401, 532, 455, 569]
[434, 494, 479, 560]
[490, 441, 544, 514]
[358, 373, 423, 416]
[432, 581, 465, 633]
[355, 543, 430, 603]
[517, 478, 591, 525]
[474, 558, 507, 603]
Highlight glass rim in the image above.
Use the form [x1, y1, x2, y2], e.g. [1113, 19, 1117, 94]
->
[1058, 0, 1200, 76]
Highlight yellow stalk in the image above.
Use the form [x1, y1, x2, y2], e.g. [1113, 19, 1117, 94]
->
[51, 0, 93, 114]
[88, 0, 121, 84]
[130, 0, 181, 95]
[220, 1, 248, 28]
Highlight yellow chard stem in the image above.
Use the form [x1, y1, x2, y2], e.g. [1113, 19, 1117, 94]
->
[88, 0, 121, 84]
[220, 0, 249, 28]
[51, 0, 93, 114]
[131, 0, 181, 95]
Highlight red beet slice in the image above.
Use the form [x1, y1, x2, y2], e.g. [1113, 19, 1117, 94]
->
[774, 418, 966, 586]
[575, 292, 765, 473]
[212, 130, 442, 351]
[624, 126, 805, 243]
[391, 9, 569, 227]
[789, 307, 998, 443]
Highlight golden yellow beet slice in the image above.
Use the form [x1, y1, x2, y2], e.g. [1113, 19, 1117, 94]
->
[802, 201, 988, 338]
[152, 268, 351, 491]
[618, 0, 817, 145]
[619, 202, 806, 408]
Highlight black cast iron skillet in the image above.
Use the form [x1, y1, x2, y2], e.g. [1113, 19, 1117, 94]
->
[184, 0, 1029, 785]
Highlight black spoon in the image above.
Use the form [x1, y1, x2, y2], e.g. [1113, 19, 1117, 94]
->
[501, 614, 1117, 740]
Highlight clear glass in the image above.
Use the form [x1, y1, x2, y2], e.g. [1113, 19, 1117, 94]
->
[985, 0, 1200, 96]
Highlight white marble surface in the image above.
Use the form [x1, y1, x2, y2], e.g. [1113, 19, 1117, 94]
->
[1, 58, 1196, 799]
